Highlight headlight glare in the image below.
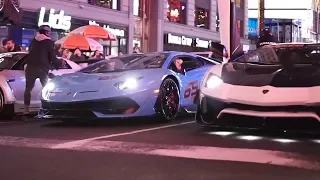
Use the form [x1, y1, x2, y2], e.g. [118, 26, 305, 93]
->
[115, 78, 141, 90]
[206, 74, 223, 88]
[42, 82, 55, 100]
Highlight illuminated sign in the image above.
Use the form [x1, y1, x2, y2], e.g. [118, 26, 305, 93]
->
[167, 33, 192, 46]
[38, 7, 71, 31]
[89, 20, 125, 37]
[167, 33, 210, 48]
[195, 38, 211, 48]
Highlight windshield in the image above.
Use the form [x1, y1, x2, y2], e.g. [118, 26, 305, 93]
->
[80, 53, 170, 73]
[234, 45, 320, 65]
[0, 53, 21, 69]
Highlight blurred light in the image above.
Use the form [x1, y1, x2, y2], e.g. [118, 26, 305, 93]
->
[153, 89, 159, 93]
[312, 140, 320, 144]
[273, 139, 297, 143]
[181, 6, 185, 10]
[237, 135, 262, 141]
[207, 131, 235, 136]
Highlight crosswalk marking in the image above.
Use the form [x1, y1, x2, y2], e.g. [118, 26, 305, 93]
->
[51, 121, 194, 149]
[0, 135, 319, 170]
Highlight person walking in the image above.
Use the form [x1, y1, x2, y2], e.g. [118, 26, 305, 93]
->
[23, 25, 64, 115]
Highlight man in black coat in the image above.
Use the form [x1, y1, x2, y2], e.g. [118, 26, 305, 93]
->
[256, 28, 277, 48]
[23, 25, 63, 115]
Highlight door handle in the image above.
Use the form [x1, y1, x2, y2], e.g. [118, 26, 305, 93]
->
[7, 79, 15, 82]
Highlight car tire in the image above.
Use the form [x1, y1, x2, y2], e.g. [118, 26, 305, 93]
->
[158, 78, 180, 122]
[0, 89, 13, 119]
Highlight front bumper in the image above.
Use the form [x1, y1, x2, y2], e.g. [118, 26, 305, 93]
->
[196, 95, 320, 128]
[39, 97, 140, 119]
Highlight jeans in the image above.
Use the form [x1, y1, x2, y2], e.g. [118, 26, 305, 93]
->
[24, 67, 48, 106]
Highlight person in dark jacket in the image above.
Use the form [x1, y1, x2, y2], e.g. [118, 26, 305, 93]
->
[256, 28, 277, 48]
[2, 38, 22, 52]
[70, 48, 85, 62]
[54, 43, 62, 57]
[23, 25, 63, 115]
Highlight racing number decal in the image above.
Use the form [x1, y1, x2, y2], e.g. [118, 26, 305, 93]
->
[184, 80, 198, 99]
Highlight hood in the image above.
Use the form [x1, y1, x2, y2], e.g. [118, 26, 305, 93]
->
[221, 63, 320, 87]
[35, 34, 51, 41]
[45, 68, 166, 102]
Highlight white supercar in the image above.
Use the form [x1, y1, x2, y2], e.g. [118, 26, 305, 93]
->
[195, 43, 320, 127]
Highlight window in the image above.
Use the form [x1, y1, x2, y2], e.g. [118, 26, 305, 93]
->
[133, 0, 143, 17]
[80, 53, 170, 73]
[169, 56, 199, 73]
[90, 0, 119, 10]
[12, 54, 28, 70]
[235, 0, 243, 8]
[194, 7, 209, 29]
[237, 20, 244, 37]
[216, 8, 219, 32]
[167, 0, 187, 24]
[58, 61, 72, 69]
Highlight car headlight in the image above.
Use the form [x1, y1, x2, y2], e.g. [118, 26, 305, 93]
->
[114, 77, 142, 90]
[205, 74, 223, 88]
[41, 82, 55, 100]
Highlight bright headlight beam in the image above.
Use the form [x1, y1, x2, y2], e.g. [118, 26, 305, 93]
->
[42, 82, 55, 100]
[119, 78, 137, 90]
[206, 75, 222, 88]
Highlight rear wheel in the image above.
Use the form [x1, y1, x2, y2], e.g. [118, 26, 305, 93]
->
[158, 78, 180, 121]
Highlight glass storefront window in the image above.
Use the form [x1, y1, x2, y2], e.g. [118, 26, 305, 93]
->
[22, 29, 35, 49]
[235, 0, 244, 8]
[167, 0, 187, 24]
[133, 0, 143, 17]
[195, 7, 209, 29]
[237, 20, 244, 37]
[92, 0, 119, 10]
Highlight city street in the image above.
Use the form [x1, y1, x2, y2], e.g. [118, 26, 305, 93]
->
[0, 116, 319, 180]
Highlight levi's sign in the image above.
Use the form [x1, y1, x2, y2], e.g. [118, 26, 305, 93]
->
[38, 7, 72, 31]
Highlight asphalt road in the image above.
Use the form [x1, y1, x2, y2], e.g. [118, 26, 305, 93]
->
[0, 116, 320, 180]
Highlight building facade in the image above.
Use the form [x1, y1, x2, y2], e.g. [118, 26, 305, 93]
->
[248, 0, 319, 44]
[2, 0, 249, 55]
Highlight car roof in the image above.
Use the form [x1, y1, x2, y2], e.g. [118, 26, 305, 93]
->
[0, 51, 27, 56]
[263, 43, 320, 48]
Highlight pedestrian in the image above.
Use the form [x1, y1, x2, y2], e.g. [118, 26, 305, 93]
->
[3, 38, 22, 52]
[23, 25, 64, 115]
[70, 48, 85, 62]
[54, 43, 63, 57]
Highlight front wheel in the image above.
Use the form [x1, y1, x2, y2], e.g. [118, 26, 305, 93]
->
[0, 90, 13, 119]
[158, 78, 180, 121]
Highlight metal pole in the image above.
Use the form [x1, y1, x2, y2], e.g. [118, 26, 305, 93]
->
[258, 0, 265, 36]
[277, 21, 280, 42]
[141, 0, 145, 52]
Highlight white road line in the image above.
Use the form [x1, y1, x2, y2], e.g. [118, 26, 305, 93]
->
[69, 140, 320, 170]
[0, 119, 41, 124]
[0, 135, 318, 170]
[51, 121, 194, 149]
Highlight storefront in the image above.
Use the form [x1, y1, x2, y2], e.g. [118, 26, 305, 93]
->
[7, 6, 129, 55]
[163, 33, 213, 52]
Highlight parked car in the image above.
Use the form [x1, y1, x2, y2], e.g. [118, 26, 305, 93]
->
[39, 51, 220, 121]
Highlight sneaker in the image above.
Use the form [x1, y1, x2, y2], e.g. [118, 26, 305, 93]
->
[23, 105, 30, 115]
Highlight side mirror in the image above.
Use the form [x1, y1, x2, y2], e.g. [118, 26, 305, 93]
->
[48, 73, 56, 79]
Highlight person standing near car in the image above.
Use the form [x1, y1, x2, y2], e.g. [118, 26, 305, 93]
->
[23, 25, 64, 115]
